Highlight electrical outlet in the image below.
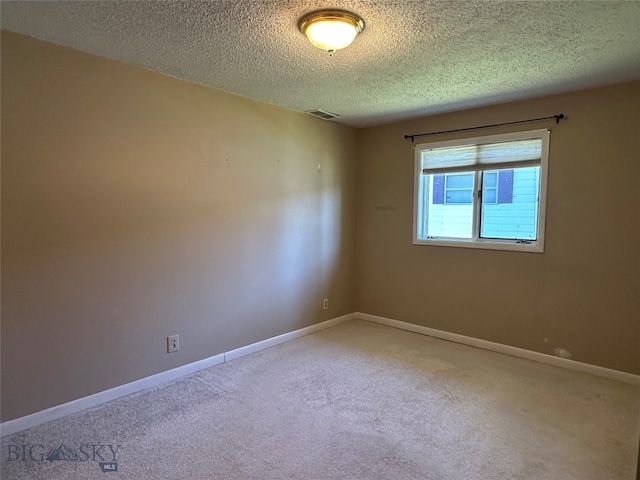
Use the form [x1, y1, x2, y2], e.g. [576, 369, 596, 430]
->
[167, 335, 179, 353]
[323, 298, 329, 310]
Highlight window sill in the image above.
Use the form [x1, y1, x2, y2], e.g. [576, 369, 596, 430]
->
[412, 237, 544, 253]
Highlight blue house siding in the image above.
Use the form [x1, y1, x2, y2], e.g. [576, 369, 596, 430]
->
[423, 167, 539, 239]
[481, 167, 539, 239]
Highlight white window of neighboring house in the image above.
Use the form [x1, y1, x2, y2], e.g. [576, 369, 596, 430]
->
[413, 129, 550, 253]
[443, 173, 474, 204]
[481, 171, 498, 204]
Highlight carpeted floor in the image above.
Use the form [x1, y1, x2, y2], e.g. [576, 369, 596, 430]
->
[2, 319, 639, 479]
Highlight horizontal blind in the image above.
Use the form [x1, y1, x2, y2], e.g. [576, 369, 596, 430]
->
[421, 138, 542, 174]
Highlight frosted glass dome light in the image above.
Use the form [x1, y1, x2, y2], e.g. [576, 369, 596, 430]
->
[298, 10, 365, 55]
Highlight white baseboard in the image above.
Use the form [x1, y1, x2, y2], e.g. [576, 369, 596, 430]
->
[4, 311, 634, 437]
[225, 313, 355, 362]
[0, 313, 354, 437]
[0, 353, 225, 438]
[356, 312, 640, 386]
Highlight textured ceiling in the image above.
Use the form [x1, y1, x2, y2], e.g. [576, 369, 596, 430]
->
[2, 0, 640, 127]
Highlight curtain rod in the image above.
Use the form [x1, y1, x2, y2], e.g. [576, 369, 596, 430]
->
[404, 114, 565, 142]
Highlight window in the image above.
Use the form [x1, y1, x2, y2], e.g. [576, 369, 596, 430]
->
[443, 173, 473, 204]
[413, 129, 550, 252]
[481, 172, 498, 204]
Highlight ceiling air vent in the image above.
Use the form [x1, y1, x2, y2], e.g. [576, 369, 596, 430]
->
[306, 109, 340, 120]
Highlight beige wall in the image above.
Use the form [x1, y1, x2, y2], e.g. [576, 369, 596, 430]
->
[1, 31, 358, 421]
[356, 81, 640, 375]
[2, 30, 639, 424]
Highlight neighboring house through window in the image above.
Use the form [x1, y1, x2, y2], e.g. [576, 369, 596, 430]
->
[433, 170, 514, 205]
[413, 129, 550, 252]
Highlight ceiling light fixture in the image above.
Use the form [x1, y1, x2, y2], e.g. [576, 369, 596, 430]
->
[298, 9, 365, 56]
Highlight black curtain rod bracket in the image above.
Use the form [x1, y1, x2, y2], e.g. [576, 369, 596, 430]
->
[404, 114, 565, 142]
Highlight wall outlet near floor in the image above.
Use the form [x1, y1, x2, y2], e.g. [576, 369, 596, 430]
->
[167, 335, 179, 353]
[323, 298, 329, 310]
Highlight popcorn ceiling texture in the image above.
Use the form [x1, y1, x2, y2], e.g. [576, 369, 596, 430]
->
[2, 0, 640, 126]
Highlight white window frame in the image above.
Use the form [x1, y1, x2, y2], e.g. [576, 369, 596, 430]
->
[412, 129, 550, 253]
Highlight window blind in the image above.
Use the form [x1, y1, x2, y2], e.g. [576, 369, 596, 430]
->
[420, 137, 542, 174]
